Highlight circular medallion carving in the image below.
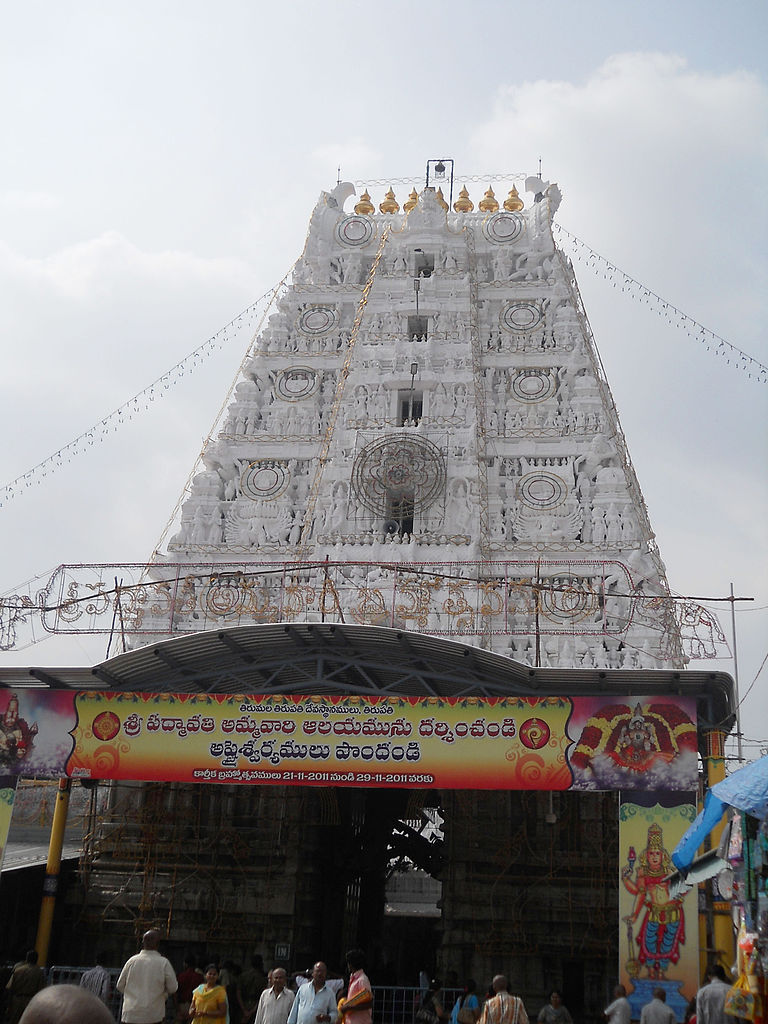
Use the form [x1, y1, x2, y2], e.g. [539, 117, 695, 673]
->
[517, 472, 567, 510]
[539, 575, 599, 624]
[502, 301, 544, 332]
[351, 435, 446, 516]
[296, 306, 338, 335]
[511, 369, 556, 403]
[275, 366, 319, 401]
[335, 215, 374, 247]
[483, 211, 525, 244]
[240, 461, 290, 501]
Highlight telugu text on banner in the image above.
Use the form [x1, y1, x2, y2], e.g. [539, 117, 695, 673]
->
[0, 690, 698, 790]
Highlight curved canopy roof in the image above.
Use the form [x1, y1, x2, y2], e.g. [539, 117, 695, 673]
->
[0, 622, 735, 730]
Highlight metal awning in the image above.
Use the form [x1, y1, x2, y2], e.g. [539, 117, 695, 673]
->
[0, 622, 735, 728]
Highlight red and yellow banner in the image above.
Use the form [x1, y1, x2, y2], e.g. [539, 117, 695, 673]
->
[0, 688, 698, 790]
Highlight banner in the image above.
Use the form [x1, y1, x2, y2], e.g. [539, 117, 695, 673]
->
[0, 775, 18, 871]
[619, 794, 699, 1022]
[0, 688, 698, 790]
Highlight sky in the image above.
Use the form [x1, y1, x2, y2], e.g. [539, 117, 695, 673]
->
[1, 0, 766, 763]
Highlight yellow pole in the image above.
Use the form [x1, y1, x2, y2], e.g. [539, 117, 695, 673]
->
[701, 728, 734, 975]
[34, 778, 71, 966]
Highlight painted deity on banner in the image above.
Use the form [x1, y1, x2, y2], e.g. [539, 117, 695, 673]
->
[619, 798, 699, 1022]
[622, 823, 683, 978]
[569, 698, 697, 791]
[0, 692, 38, 767]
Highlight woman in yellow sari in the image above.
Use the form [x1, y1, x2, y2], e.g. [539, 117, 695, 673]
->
[189, 964, 228, 1024]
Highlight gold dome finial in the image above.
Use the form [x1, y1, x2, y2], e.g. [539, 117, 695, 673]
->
[479, 185, 499, 213]
[453, 185, 474, 213]
[379, 187, 400, 214]
[504, 185, 524, 212]
[354, 190, 375, 216]
[435, 187, 449, 211]
[403, 188, 419, 213]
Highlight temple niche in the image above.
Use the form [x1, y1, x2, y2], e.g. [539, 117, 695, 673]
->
[68, 176, 687, 1012]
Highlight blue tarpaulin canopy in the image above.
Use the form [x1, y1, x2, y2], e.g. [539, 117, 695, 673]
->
[672, 755, 768, 872]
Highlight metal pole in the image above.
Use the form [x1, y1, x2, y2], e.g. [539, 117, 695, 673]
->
[35, 777, 71, 965]
[730, 582, 744, 762]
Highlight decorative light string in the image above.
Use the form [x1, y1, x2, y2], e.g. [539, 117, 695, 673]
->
[354, 173, 526, 188]
[0, 279, 289, 508]
[553, 224, 768, 383]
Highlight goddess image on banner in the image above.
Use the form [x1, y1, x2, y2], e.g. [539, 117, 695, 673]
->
[619, 795, 698, 1022]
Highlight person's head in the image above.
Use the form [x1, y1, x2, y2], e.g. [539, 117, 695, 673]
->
[465, 980, 477, 994]
[19, 984, 113, 1024]
[346, 949, 366, 973]
[653, 989, 666, 1002]
[205, 964, 219, 986]
[141, 929, 161, 951]
[492, 976, 508, 994]
[710, 965, 727, 982]
[272, 968, 288, 992]
[94, 951, 107, 967]
[312, 962, 327, 988]
[613, 986, 626, 1000]
[25, 950, 39, 965]
[549, 993, 562, 1007]
[430, 979, 442, 993]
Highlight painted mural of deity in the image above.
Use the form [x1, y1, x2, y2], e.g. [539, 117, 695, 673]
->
[622, 822, 684, 980]
[569, 700, 697, 790]
[0, 693, 38, 767]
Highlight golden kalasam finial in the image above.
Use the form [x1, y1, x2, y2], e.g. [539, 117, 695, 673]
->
[403, 188, 419, 213]
[504, 185, 524, 212]
[479, 186, 499, 213]
[453, 185, 474, 213]
[354, 190, 375, 215]
[435, 187, 449, 211]
[379, 187, 400, 214]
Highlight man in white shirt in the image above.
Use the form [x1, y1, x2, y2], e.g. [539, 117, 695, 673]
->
[639, 989, 675, 1024]
[696, 966, 731, 1024]
[254, 967, 296, 1024]
[116, 929, 178, 1024]
[287, 963, 337, 1024]
[604, 985, 631, 1024]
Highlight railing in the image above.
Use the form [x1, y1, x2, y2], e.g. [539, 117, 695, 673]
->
[47, 965, 124, 1021]
[31, 973, 462, 1024]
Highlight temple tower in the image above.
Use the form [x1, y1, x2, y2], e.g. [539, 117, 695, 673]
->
[151, 178, 681, 671]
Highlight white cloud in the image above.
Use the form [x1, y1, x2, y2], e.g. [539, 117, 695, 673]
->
[0, 189, 60, 212]
[310, 138, 382, 180]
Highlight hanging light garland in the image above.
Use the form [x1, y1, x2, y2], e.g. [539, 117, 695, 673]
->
[553, 224, 767, 383]
[0, 278, 290, 508]
[354, 173, 526, 188]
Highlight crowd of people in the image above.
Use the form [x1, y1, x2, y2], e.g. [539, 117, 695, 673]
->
[2, 936, 736, 1024]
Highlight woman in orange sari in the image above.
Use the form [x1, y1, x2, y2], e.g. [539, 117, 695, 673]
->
[189, 964, 228, 1024]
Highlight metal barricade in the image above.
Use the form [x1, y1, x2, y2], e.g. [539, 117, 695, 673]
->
[48, 965, 124, 1021]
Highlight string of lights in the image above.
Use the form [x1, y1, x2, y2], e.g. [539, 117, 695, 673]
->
[354, 173, 526, 188]
[553, 223, 768, 383]
[0, 279, 289, 509]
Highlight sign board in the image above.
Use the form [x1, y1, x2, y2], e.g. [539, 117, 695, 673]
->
[0, 689, 698, 791]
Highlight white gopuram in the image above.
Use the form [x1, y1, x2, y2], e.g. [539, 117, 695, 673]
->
[150, 177, 682, 670]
